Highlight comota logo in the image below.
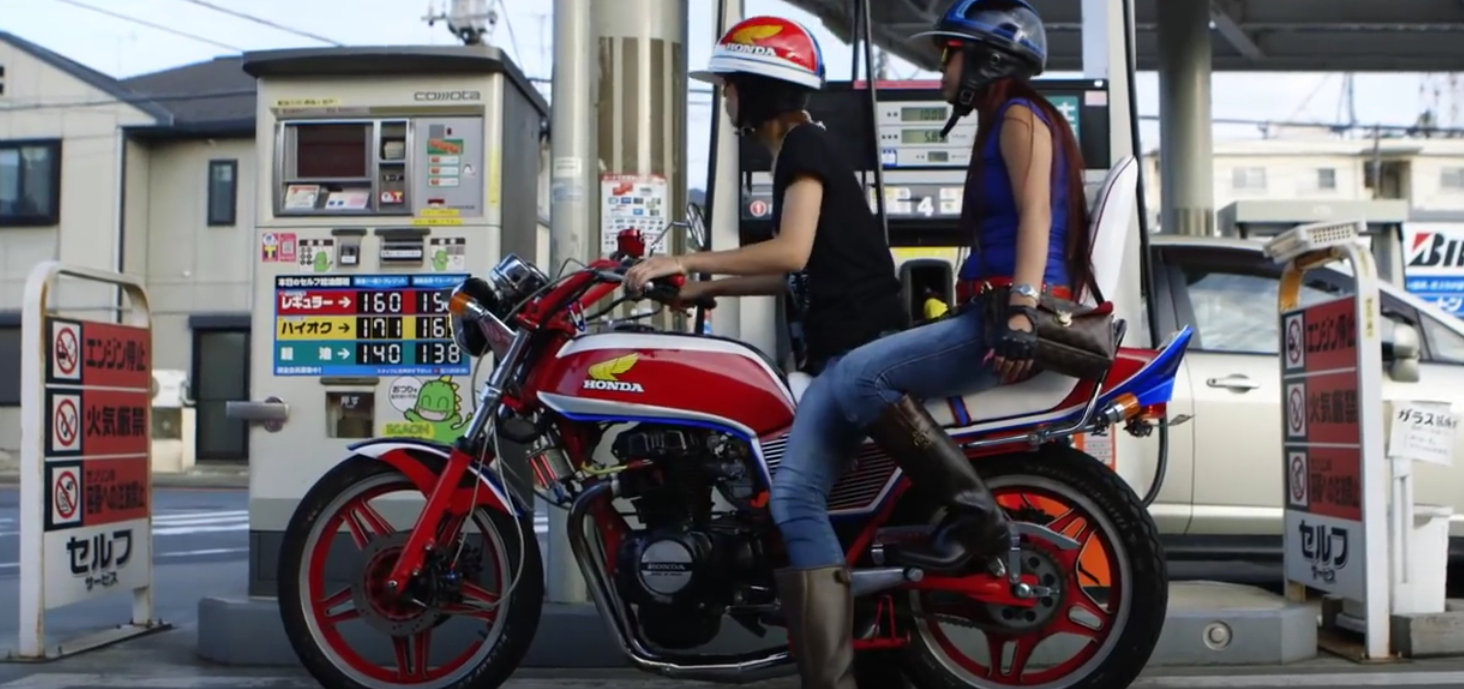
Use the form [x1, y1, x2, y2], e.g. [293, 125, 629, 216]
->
[583, 353, 644, 393]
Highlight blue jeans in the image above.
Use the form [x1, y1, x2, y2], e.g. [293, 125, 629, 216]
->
[769, 307, 1000, 569]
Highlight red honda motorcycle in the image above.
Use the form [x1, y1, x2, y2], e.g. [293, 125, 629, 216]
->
[276, 215, 1192, 689]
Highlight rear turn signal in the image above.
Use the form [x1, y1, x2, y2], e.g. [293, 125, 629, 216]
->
[1099, 393, 1140, 425]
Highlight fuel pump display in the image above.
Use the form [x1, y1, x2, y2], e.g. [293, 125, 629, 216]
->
[739, 79, 1111, 247]
[272, 274, 470, 376]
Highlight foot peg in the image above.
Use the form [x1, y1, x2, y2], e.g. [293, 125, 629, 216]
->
[849, 566, 923, 597]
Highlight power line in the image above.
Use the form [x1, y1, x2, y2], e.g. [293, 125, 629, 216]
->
[0, 88, 256, 112]
[175, 0, 344, 46]
[3, 70, 1459, 140]
[52, 0, 242, 52]
[493, 0, 523, 66]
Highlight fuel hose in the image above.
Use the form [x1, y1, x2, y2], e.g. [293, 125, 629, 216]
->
[1118, 0, 1169, 508]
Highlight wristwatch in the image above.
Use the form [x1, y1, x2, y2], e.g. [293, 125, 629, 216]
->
[1010, 283, 1040, 301]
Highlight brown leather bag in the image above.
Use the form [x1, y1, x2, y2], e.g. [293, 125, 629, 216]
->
[982, 285, 1118, 380]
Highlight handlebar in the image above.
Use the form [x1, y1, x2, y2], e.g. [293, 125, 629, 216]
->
[596, 262, 717, 311]
[449, 259, 716, 331]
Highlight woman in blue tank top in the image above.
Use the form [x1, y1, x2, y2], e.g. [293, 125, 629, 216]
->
[767, 0, 1097, 657]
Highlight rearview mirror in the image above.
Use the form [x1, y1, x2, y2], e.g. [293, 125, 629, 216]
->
[1384, 322, 1421, 383]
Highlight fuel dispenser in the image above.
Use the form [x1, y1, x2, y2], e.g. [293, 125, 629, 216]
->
[226, 46, 548, 596]
[738, 79, 1114, 329]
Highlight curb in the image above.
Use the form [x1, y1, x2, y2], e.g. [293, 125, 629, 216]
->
[0, 470, 249, 490]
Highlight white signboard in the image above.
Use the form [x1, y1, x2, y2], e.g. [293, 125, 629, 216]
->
[599, 173, 670, 254]
[1388, 401, 1459, 467]
[1270, 225, 1392, 660]
[44, 519, 152, 607]
[18, 261, 162, 658]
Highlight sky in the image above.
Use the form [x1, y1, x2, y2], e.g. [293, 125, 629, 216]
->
[4, 0, 1457, 188]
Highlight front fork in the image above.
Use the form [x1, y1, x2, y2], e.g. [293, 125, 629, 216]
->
[381, 375, 520, 594]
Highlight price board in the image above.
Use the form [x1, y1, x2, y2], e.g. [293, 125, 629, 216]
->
[272, 273, 470, 377]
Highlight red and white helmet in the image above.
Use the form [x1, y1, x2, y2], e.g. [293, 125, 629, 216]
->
[690, 16, 826, 91]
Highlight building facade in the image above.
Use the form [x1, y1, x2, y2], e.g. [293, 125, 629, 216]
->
[1142, 136, 1464, 229]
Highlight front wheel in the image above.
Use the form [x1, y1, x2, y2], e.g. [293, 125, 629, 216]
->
[899, 445, 1168, 689]
[278, 456, 544, 689]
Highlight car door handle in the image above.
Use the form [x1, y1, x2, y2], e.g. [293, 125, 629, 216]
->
[1206, 375, 1262, 391]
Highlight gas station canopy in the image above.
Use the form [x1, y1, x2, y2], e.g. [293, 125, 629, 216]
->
[791, 0, 1464, 72]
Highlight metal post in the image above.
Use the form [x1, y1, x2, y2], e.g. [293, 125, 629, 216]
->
[1082, 0, 1149, 497]
[546, 0, 595, 604]
[1155, 0, 1215, 236]
[706, 0, 748, 344]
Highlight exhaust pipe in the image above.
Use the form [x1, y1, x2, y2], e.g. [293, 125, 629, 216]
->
[566, 480, 794, 684]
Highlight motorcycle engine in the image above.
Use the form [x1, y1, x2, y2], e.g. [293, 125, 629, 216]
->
[609, 425, 763, 649]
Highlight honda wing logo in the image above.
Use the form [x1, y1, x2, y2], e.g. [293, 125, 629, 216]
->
[583, 353, 644, 393]
[722, 23, 782, 57]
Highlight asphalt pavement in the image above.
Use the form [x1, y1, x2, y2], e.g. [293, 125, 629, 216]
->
[3, 486, 1464, 687]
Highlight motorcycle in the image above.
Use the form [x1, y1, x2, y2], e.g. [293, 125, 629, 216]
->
[276, 207, 1194, 689]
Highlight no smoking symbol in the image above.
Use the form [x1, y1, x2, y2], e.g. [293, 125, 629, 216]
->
[53, 470, 79, 521]
[1284, 316, 1305, 368]
[54, 327, 78, 377]
[1289, 454, 1307, 505]
[1287, 385, 1306, 437]
[54, 398, 79, 449]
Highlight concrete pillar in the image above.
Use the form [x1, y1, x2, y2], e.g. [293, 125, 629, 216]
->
[705, 0, 740, 338]
[593, 0, 689, 334]
[545, 0, 596, 605]
[1155, 0, 1215, 236]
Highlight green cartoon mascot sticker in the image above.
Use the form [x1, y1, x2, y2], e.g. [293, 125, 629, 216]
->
[384, 375, 470, 443]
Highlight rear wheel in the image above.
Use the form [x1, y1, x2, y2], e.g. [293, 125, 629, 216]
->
[278, 456, 544, 689]
[898, 445, 1167, 689]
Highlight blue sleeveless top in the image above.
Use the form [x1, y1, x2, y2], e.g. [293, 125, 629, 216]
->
[957, 98, 1071, 288]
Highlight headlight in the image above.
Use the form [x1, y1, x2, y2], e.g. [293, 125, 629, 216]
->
[488, 254, 549, 304]
[448, 255, 549, 361]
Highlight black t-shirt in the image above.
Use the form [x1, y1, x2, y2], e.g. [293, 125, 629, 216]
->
[771, 123, 905, 372]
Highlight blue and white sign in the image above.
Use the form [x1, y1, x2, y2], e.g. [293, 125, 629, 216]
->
[1404, 224, 1464, 316]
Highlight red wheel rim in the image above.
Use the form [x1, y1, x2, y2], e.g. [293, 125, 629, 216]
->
[303, 480, 507, 685]
[917, 484, 1124, 687]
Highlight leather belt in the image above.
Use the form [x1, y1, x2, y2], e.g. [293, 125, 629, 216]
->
[955, 277, 1072, 304]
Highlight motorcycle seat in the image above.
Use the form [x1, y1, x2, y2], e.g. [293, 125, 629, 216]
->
[782, 155, 1140, 432]
[785, 370, 1085, 428]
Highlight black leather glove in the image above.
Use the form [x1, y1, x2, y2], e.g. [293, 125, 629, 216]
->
[992, 304, 1039, 362]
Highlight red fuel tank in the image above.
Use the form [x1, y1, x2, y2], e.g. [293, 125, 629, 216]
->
[531, 332, 795, 437]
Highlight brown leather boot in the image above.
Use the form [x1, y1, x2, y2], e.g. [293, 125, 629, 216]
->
[866, 395, 1010, 574]
[776, 565, 857, 689]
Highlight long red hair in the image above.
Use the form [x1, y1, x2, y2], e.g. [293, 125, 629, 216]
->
[969, 79, 1094, 300]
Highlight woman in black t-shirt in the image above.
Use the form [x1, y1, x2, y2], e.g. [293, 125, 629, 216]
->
[624, 16, 902, 688]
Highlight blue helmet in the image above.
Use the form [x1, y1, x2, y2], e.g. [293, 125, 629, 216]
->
[912, 0, 1047, 76]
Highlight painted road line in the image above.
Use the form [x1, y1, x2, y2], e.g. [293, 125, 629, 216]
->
[0, 511, 548, 538]
[0, 547, 249, 571]
[8, 672, 1464, 689]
